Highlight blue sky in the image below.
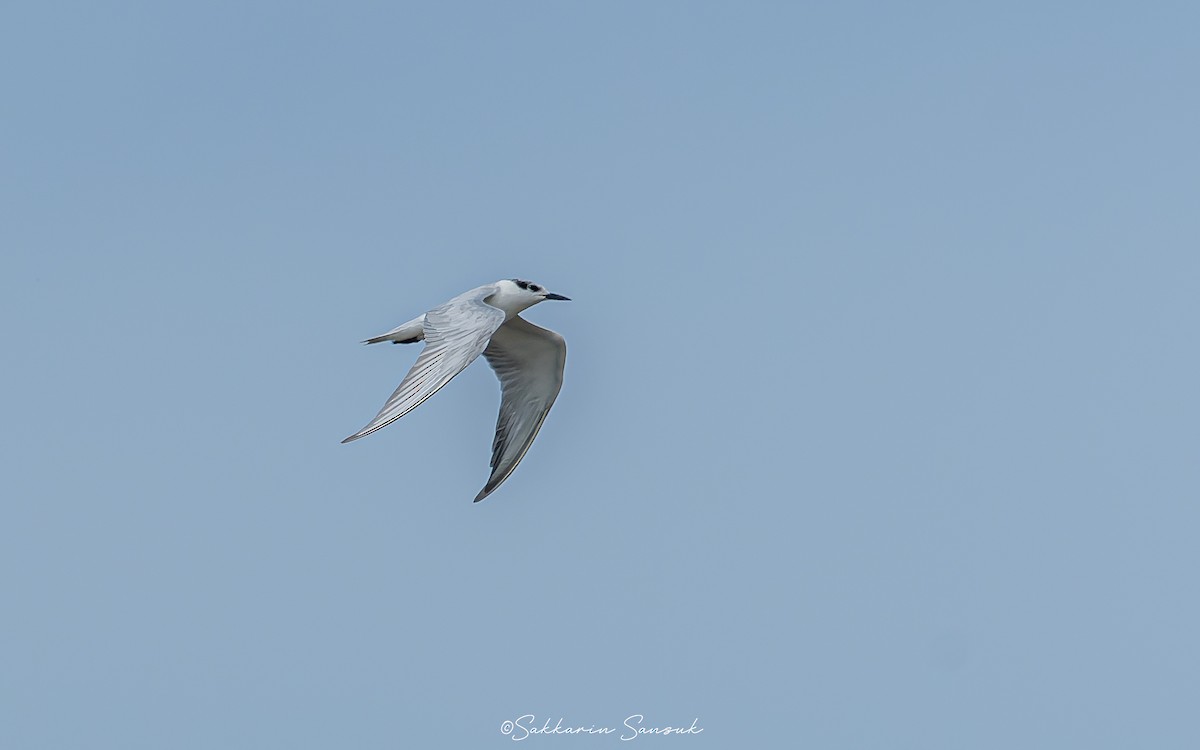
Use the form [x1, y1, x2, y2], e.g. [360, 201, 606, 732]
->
[3, 1, 1199, 747]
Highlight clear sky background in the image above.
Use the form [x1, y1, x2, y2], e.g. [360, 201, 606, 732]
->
[3, 1, 1198, 747]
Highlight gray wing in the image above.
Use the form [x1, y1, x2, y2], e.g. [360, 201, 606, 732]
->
[474, 315, 567, 502]
[343, 287, 506, 443]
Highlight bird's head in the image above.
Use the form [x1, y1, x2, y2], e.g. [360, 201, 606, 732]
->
[497, 278, 571, 312]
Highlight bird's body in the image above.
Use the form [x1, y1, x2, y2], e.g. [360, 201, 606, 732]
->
[343, 279, 570, 502]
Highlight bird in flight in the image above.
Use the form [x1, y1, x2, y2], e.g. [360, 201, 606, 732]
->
[343, 279, 570, 502]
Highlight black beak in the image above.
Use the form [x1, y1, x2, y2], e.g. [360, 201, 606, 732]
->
[543, 292, 571, 301]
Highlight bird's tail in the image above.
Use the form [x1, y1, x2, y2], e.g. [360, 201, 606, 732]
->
[362, 315, 426, 345]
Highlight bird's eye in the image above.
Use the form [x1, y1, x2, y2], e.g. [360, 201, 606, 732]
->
[530, 285, 540, 292]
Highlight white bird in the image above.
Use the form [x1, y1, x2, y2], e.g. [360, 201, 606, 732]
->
[343, 279, 570, 502]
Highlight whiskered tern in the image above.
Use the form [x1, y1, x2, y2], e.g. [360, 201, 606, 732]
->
[343, 279, 569, 502]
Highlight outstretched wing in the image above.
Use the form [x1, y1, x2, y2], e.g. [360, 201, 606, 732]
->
[343, 287, 506, 443]
[475, 315, 567, 501]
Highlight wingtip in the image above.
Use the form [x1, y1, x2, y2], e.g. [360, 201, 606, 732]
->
[473, 488, 491, 503]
